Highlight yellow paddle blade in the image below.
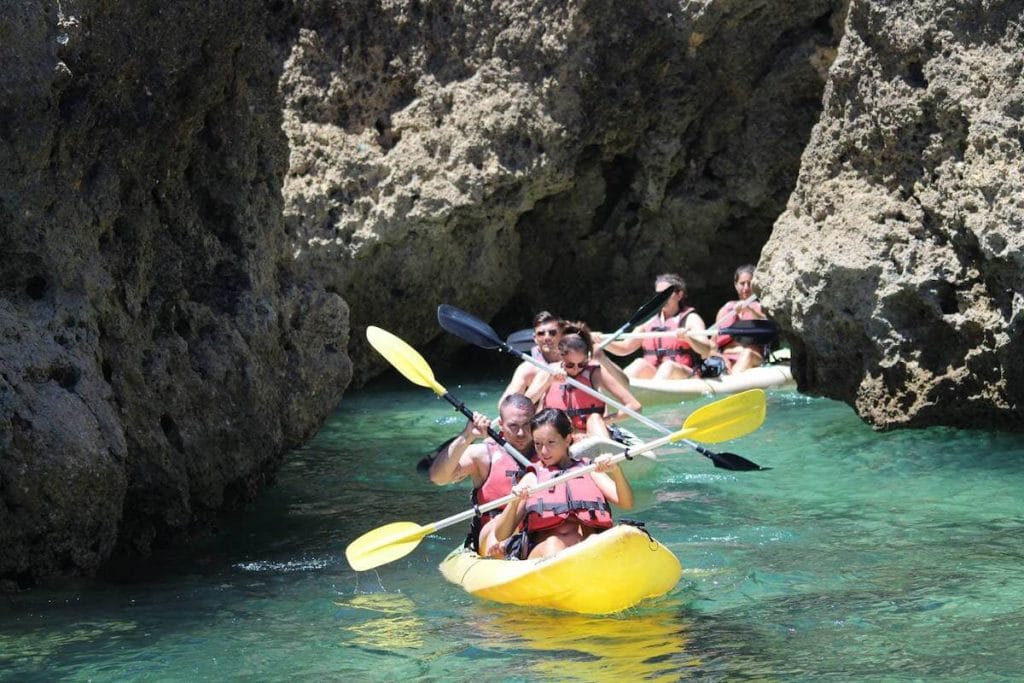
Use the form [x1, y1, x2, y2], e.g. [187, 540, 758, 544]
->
[345, 521, 433, 571]
[677, 389, 766, 444]
[366, 326, 446, 396]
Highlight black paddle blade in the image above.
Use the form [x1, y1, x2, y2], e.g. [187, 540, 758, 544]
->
[709, 450, 770, 471]
[437, 305, 503, 349]
[417, 436, 458, 475]
[718, 319, 779, 344]
[626, 287, 674, 331]
[506, 328, 535, 353]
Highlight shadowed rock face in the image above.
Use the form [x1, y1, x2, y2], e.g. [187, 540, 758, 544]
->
[280, 0, 844, 373]
[0, 2, 350, 583]
[759, 0, 1024, 430]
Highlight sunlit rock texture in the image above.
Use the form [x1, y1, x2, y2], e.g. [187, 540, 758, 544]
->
[280, 0, 843, 372]
[759, 0, 1023, 429]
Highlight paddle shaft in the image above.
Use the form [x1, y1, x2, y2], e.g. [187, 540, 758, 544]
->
[416, 428, 684, 538]
[504, 343, 669, 434]
[439, 391, 531, 468]
[501, 342, 724, 456]
[594, 288, 674, 353]
[598, 323, 773, 341]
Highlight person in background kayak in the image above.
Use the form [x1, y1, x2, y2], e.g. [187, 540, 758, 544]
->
[599, 273, 708, 379]
[428, 393, 537, 557]
[525, 325, 642, 441]
[498, 311, 564, 409]
[688, 264, 769, 374]
[492, 408, 633, 560]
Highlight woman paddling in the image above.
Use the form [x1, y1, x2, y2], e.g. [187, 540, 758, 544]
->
[525, 325, 642, 441]
[600, 273, 708, 380]
[688, 264, 769, 374]
[492, 408, 633, 560]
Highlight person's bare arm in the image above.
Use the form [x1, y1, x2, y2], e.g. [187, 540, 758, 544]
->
[591, 455, 634, 509]
[492, 474, 534, 541]
[593, 367, 642, 418]
[595, 334, 643, 357]
[498, 362, 536, 409]
[428, 413, 489, 485]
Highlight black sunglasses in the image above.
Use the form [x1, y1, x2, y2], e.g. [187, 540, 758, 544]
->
[562, 360, 589, 370]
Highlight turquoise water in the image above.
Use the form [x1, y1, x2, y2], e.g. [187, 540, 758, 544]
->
[2, 376, 1024, 681]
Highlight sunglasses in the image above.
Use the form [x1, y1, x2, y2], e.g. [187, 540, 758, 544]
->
[535, 328, 560, 337]
[562, 360, 589, 370]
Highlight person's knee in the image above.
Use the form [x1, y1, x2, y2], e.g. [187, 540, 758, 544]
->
[585, 413, 609, 439]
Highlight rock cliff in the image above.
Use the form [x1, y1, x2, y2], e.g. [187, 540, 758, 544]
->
[0, 2, 350, 584]
[5, 0, 1019, 583]
[759, 0, 1023, 429]
[280, 0, 844, 373]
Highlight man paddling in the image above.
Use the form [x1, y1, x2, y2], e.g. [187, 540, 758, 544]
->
[428, 393, 537, 557]
[498, 311, 563, 409]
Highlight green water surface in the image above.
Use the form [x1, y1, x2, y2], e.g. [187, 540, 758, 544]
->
[1, 378, 1023, 682]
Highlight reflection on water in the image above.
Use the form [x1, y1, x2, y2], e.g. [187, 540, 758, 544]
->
[337, 593, 426, 651]
[469, 606, 696, 682]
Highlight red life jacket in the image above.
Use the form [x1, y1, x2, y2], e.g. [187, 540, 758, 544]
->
[641, 308, 699, 368]
[524, 459, 613, 533]
[543, 365, 605, 431]
[530, 345, 546, 362]
[471, 440, 528, 521]
[715, 300, 765, 347]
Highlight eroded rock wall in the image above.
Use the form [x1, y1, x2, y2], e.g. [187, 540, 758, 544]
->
[280, 0, 845, 373]
[759, 0, 1024, 429]
[0, 2, 350, 583]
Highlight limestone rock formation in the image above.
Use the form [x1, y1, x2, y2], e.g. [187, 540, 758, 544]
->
[280, 0, 844, 374]
[759, 0, 1023, 429]
[0, 2, 350, 583]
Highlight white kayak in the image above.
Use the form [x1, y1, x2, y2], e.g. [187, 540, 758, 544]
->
[627, 364, 795, 405]
[569, 432, 657, 478]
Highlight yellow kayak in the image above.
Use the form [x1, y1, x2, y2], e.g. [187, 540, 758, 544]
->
[438, 524, 681, 614]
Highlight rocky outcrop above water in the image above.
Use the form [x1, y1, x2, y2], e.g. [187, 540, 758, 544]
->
[7, 0, 1019, 583]
[280, 0, 844, 373]
[759, 0, 1024, 429]
[0, 3, 350, 583]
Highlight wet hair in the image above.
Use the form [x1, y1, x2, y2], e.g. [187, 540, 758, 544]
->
[558, 320, 593, 352]
[734, 264, 756, 282]
[532, 311, 563, 330]
[530, 408, 573, 438]
[655, 273, 686, 294]
[500, 392, 535, 416]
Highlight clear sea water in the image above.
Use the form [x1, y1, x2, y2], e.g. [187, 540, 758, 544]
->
[2, 375, 1023, 682]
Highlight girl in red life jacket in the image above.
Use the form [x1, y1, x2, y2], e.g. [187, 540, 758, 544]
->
[492, 408, 633, 560]
[688, 264, 769, 374]
[601, 273, 709, 380]
[525, 324, 643, 442]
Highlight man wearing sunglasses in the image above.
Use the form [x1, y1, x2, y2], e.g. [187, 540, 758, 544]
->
[498, 311, 564, 409]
